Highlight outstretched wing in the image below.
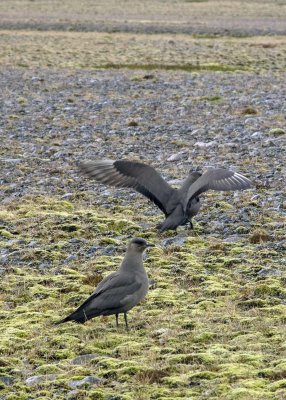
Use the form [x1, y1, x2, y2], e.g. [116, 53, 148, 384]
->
[185, 168, 252, 211]
[79, 159, 176, 215]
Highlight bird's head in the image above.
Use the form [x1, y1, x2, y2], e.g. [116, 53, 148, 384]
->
[188, 170, 202, 180]
[129, 238, 155, 252]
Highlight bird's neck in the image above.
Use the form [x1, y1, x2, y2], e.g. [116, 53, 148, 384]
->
[179, 174, 200, 194]
[120, 250, 144, 272]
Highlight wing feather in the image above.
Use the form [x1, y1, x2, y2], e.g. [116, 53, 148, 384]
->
[185, 168, 252, 211]
[72, 272, 140, 315]
[79, 159, 176, 215]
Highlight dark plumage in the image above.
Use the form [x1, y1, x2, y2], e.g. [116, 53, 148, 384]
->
[79, 159, 252, 232]
[56, 238, 154, 330]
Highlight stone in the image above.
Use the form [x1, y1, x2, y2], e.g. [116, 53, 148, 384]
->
[85, 245, 98, 257]
[62, 193, 73, 199]
[101, 245, 116, 256]
[244, 117, 257, 125]
[64, 255, 78, 264]
[257, 268, 283, 277]
[0, 375, 14, 385]
[162, 235, 187, 247]
[68, 375, 102, 389]
[167, 151, 187, 161]
[70, 353, 99, 365]
[251, 131, 263, 139]
[194, 140, 217, 148]
[25, 374, 58, 386]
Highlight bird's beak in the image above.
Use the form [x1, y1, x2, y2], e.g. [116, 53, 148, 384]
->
[146, 243, 155, 247]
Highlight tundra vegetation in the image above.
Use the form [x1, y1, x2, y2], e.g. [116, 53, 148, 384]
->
[0, 0, 286, 399]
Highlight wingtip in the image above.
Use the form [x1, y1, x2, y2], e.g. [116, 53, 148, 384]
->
[77, 160, 90, 173]
[233, 172, 253, 189]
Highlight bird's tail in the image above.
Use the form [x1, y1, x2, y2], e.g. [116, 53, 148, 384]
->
[54, 311, 90, 325]
[158, 216, 187, 232]
[157, 204, 187, 232]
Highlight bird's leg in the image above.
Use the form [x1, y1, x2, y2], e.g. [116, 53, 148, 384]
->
[115, 313, 119, 329]
[124, 312, 129, 331]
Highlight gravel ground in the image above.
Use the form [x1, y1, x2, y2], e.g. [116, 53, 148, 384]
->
[1, 0, 286, 36]
[1, 67, 285, 266]
[1, 68, 285, 201]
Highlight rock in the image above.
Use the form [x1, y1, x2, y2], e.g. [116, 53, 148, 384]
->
[67, 389, 80, 400]
[38, 261, 51, 270]
[28, 241, 39, 248]
[152, 328, 171, 338]
[191, 128, 205, 136]
[257, 268, 283, 277]
[62, 193, 73, 199]
[244, 117, 258, 125]
[68, 375, 102, 389]
[162, 235, 187, 247]
[64, 255, 78, 264]
[0, 158, 22, 163]
[167, 151, 187, 161]
[194, 141, 217, 148]
[0, 375, 14, 385]
[25, 374, 58, 386]
[69, 238, 83, 244]
[251, 131, 263, 139]
[223, 235, 241, 243]
[101, 245, 116, 256]
[85, 245, 98, 257]
[70, 353, 99, 365]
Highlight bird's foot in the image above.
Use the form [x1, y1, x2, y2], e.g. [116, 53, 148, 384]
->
[184, 220, 193, 230]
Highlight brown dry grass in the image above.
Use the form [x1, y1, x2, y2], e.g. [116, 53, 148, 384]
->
[0, 30, 285, 71]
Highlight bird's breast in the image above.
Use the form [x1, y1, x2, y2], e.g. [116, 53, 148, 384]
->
[186, 197, 201, 218]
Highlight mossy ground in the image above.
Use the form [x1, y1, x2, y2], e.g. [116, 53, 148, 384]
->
[0, 194, 285, 399]
[1, 1, 286, 399]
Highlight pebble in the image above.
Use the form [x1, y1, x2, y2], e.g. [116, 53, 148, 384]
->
[167, 151, 187, 161]
[25, 374, 58, 386]
[62, 192, 73, 199]
[257, 268, 283, 277]
[251, 131, 263, 139]
[64, 255, 78, 264]
[70, 353, 99, 365]
[194, 141, 217, 148]
[68, 375, 102, 389]
[101, 245, 116, 256]
[0, 375, 14, 385]
[244, 117, 258, 125]
[85, 245, 98, 257]
[0, 158, 22, 163]
[162, 235, 187, 247]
